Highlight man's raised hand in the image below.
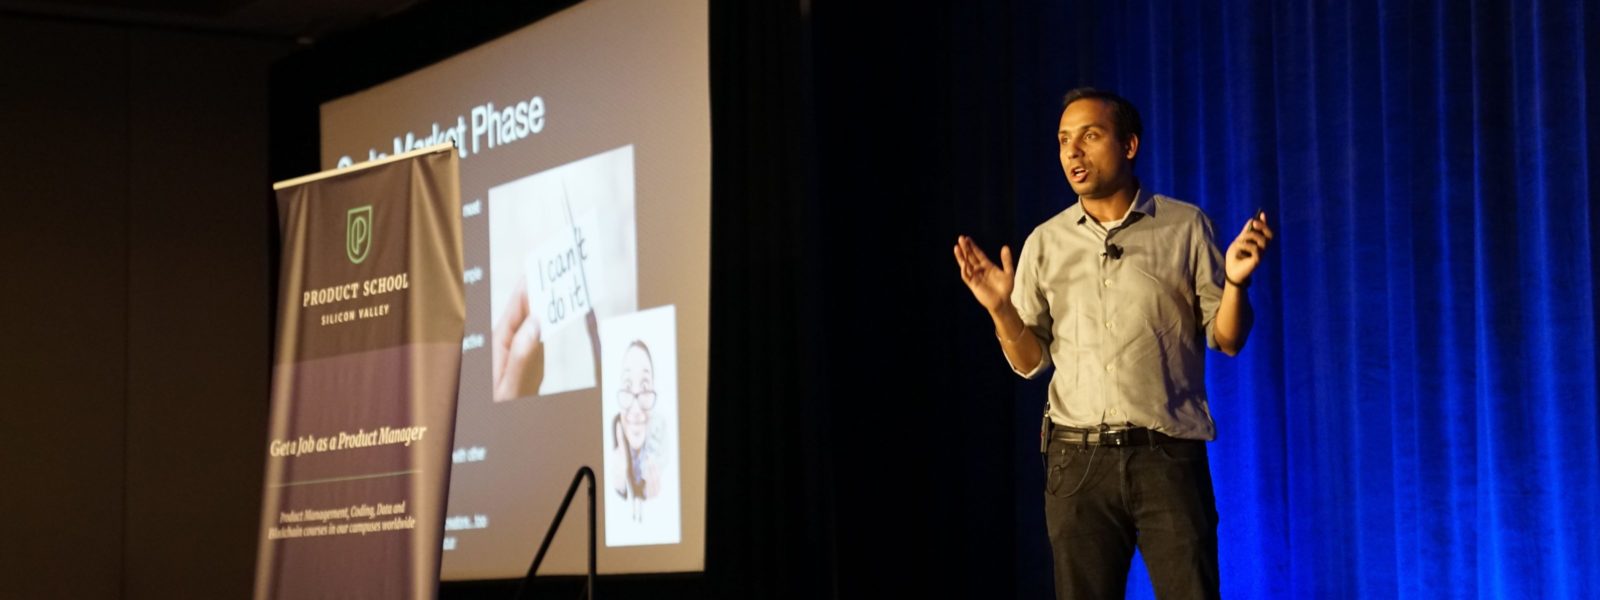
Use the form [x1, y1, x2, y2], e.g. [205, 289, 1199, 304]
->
[953, 235, 1015, 312]
[1224, 211, 1275, 286]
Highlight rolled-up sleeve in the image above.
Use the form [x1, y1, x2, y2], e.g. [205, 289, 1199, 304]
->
[1008, 231, 1054, 379]
[1192, 213, 1226, 350]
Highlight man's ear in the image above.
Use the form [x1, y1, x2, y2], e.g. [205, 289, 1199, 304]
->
[1125, 134, 1140, 161]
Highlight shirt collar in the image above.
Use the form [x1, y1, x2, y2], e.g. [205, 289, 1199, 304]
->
[1073, 187, 1157, 226]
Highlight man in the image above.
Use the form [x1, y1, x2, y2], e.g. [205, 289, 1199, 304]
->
[952, 88, 1273, 598]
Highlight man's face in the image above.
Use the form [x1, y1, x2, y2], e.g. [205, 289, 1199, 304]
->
[1058, 98, 1138, 200]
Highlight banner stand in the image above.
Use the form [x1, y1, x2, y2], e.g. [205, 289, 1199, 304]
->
[254, 143, 465, 599]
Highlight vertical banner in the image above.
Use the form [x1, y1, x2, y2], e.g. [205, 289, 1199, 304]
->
[254, 145, 464, 599]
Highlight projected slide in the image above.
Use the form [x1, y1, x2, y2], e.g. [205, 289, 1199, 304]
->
[319, 0, 708, 579]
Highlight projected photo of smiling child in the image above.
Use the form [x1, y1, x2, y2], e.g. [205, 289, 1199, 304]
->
[599, 305, 681, 547]
[612, 340, 659, 521]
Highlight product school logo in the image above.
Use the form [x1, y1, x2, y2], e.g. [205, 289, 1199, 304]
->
[347, 205, 373, 264]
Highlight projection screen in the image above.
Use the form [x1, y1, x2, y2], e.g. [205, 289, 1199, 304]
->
[318, 0, 708, 579]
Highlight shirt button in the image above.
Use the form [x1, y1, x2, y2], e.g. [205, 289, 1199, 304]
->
[1103, 279, 1112, 287]
[1104, 322, 1113, 329]
[1105, 364, 1115, 372]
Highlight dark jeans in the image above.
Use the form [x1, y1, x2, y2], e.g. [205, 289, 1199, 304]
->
[1043, 437, 1220, 599]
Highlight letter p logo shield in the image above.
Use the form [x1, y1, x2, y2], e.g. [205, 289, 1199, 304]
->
[347, 205, 373, 264]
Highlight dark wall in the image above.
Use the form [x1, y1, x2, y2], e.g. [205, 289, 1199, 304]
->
[0, 16, 290, 599]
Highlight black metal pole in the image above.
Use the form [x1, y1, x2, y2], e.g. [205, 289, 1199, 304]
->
[514, 466, 596, 600]
[587, 465, 596, 598]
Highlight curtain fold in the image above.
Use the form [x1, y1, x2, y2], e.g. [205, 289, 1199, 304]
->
[706, 0, 837, 596]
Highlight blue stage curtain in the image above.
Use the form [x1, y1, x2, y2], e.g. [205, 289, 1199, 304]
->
[1035, 0, 1600, 597]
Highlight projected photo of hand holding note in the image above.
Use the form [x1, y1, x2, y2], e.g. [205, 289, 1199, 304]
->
[489, 145, 638, 400]
[491, 274, 545, 399]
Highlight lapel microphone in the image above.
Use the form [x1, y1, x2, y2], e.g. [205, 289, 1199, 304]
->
[1104, 243, 1124, 260]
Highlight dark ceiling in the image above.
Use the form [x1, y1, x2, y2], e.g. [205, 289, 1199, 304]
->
[0, 0, 425, 41]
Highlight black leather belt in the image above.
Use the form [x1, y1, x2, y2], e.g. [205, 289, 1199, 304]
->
[1049, 426, 1195, 447]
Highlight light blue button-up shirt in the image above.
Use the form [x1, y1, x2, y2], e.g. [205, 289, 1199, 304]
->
[1009, 188, 1226, 441]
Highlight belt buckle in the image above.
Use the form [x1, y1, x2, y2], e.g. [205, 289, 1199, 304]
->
[1100, 429, 1128, 446]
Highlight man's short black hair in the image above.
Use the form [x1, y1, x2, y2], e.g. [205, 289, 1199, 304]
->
[1061, 87, 1143, 143]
